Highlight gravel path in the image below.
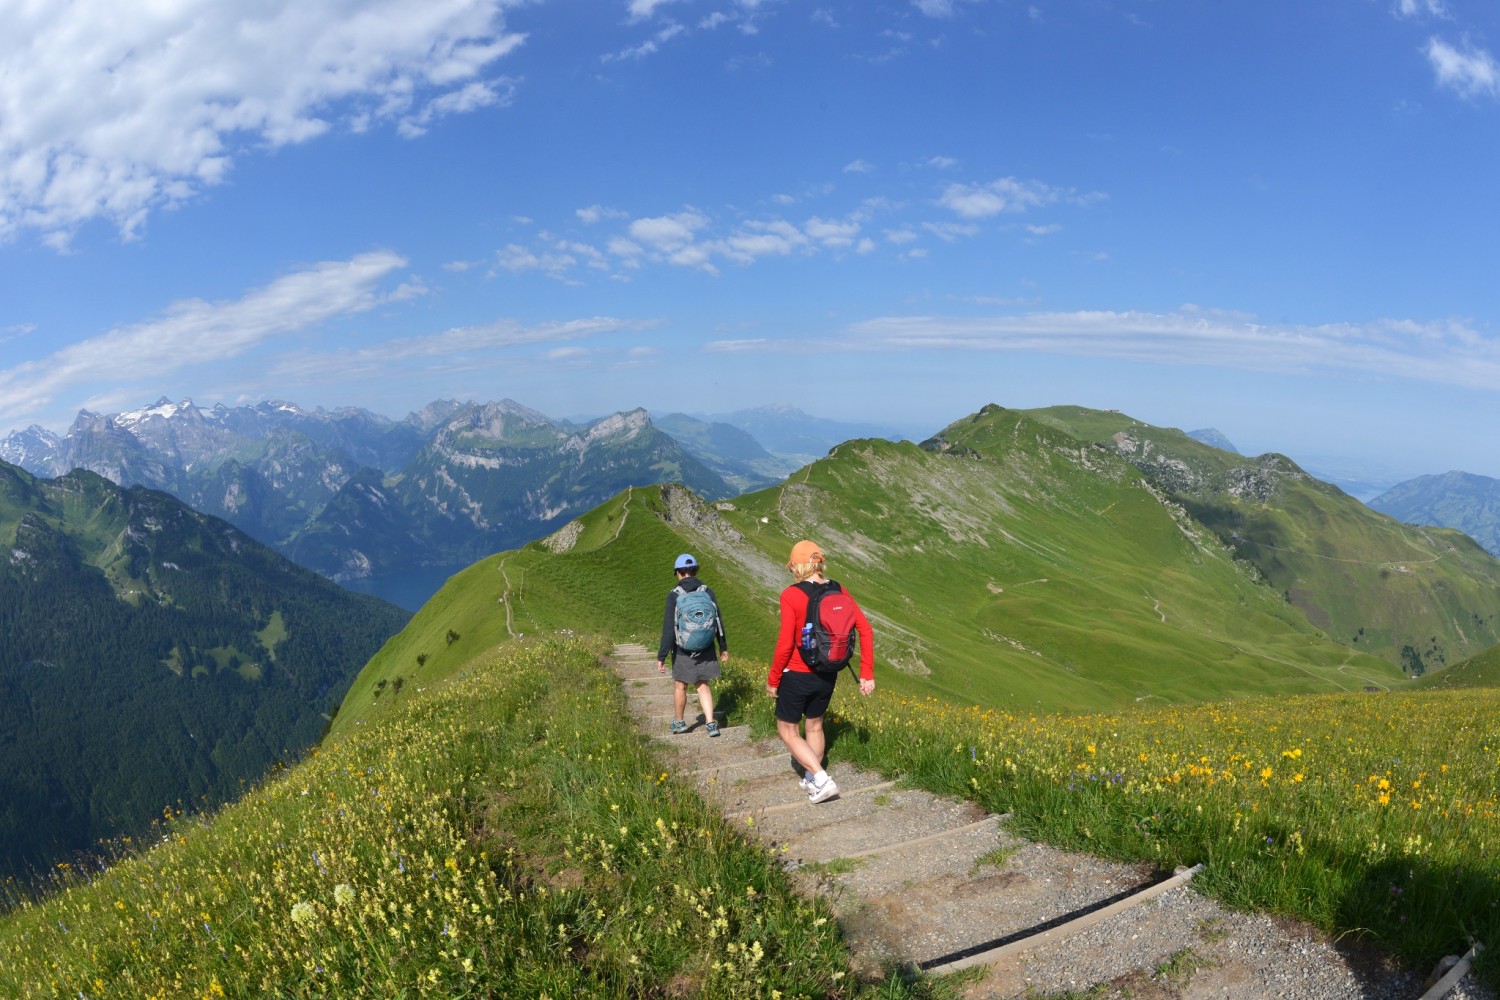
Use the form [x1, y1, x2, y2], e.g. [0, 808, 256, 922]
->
[609, 644, 1493, 1000]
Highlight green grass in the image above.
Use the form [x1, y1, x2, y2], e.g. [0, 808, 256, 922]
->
[3, 636, 942, 998]
[810, 678, 1500, 986]
[1027, 404, 1500, 673]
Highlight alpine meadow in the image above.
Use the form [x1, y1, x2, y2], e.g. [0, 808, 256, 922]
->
[3, 403, 1499, 996]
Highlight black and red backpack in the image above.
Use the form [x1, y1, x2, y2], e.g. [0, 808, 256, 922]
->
[795, 580, 860, 674]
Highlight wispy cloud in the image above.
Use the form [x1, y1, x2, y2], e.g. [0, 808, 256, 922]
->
[0, 1, 526, 247]
[806, 309, 1500, 390]
[0, 252, 414, 424]
[1425, 37, 1500, 99]
[602, 23, 688, 62]
[482, 165, 1098, 282]
[264, 315, 649, 387]
[938, 177, 1103, 218]
[1395, 0, 1449, 19]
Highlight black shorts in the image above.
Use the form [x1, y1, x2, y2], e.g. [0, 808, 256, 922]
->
[774, 669, 837, 724]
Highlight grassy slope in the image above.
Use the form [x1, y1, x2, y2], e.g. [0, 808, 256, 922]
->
[1028, 405, 1500, 672]
[9, 399, 1500, 993]
[1414, 642, 1500, 689]
[338, 409, 1404, 733]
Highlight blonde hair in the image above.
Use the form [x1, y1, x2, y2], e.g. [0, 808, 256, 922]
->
[788, 558, 825, 583]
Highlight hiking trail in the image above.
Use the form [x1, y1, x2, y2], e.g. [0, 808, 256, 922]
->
[606, 643, 1492, 1000]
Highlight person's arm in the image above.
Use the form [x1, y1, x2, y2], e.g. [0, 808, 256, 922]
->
[705, 585, 728, 659]
[657, 589, 677, 667]
[848, 590, 876, 693]
[767, 586, 801, 693]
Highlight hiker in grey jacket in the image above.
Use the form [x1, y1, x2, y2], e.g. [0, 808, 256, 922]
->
[656, 553, 729, 736]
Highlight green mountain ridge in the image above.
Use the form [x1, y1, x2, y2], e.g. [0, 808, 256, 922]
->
[336, 404, 1421, 730]
[1025, 405, 1500, 674]
[0, 461, 410, 876]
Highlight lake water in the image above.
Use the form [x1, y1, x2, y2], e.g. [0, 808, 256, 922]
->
[339, 563, 471, 612]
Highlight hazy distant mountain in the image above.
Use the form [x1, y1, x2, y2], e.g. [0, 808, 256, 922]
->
[1, 398, 737, 585]
[0, 460, 408, 875]
[653, 412, 799, 491]
[1368, 471, 1500, 558]
[706, 405, 913, 460]
[1187, 427, 1238, 453]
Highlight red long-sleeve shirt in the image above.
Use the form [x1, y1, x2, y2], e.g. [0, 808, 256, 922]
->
[768, 580, 875, 688]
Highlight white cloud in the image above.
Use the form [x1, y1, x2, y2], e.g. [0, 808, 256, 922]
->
[270, 316, 646, 384]
[705, 338, 772, 352]
[913, 0, 957, 17]
[925, 156, 958, 170]
[494, 243, 579, 277]
[923, 221, 980, 242]
[602, 23, 687, 62]
[804, 216, 861, 247]
[939, 178, 1062, 218]
[0, 251, 412, 424]
[844, 159, 875, 174]
[1395, 0, 1448, 19]
[577, 204, 628, 224]
[628, 0, 682, 19]
[1026, 224, 1062, 236]
[0, 0, 526, 246]
[397, 79, 517, 139]
[1425, 38, 1500, 99]
[629, 210, 710, 249]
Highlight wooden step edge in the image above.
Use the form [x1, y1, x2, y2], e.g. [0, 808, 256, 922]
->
[916, 863, 1205, 977]
[1419, 942, 1485, 1000]
[687, 754, 793, 777]
[724, 779, 902, 821]
[811, 813, 1011, 864]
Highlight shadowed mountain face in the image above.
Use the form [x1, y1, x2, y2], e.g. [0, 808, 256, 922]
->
[0, 461, 410, 876]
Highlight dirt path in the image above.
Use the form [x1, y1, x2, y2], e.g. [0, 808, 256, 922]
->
[605, 643, 1492, 1000]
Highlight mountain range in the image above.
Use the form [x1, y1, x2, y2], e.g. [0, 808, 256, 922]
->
[344, 399, 1499, 730]
[0, 460, 409, 876]
[1368, 470, 1500, 559]
[1, 398, 773, 592]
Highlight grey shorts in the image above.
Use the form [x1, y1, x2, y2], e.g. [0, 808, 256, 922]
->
[671, 651, 721, 685]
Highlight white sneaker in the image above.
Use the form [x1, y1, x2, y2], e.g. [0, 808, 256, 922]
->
[807, 775, 840, 804]
[798, 774, 813, 792]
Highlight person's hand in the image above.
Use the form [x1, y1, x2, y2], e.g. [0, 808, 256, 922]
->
[720, 651, 730, 664]
[766, 684, 778, 699]
[656, 660, 666, 674]
[859, 678, 875, 696]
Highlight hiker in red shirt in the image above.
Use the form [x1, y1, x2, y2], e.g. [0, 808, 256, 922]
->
[767, 539, 875, 803]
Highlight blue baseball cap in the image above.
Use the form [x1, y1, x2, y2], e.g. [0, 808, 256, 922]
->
[673, 553, 698, 570]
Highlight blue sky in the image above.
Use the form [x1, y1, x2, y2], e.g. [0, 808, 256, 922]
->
[2, 0, 1499, 484]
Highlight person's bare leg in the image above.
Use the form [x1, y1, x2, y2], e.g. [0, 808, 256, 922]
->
[803, 715, 826, 771]
[695, 681, 715, 725]
[674, 680, 688, 722]
[777, 719, 824, 775]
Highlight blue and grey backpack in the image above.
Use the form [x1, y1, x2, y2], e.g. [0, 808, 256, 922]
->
[673, 586, 720, 652]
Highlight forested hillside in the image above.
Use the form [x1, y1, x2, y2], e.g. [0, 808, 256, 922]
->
[0, 462, 409, 877]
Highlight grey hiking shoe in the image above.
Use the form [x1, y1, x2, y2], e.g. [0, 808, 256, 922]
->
[669, 719, 688, 734]
[705, 720, 720, 737]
